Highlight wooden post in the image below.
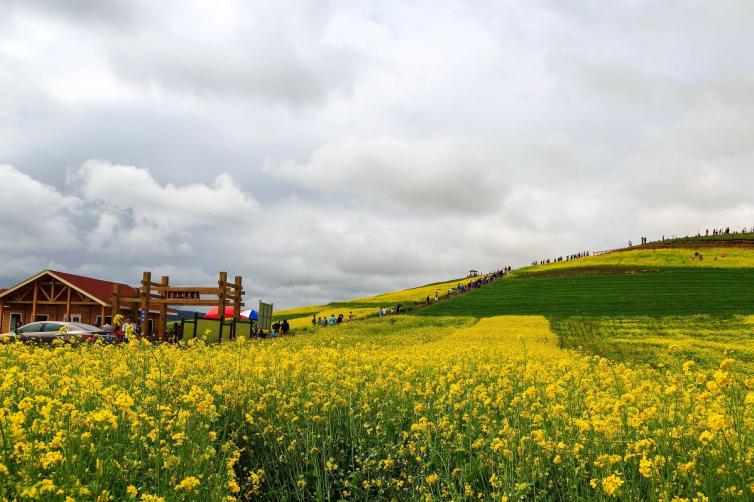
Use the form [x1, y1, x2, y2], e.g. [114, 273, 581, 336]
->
[180, 317, 185, 342]
[100, 304, 105, 326]
[232, 275, 242, 341]
[217, 272, 227, 342]
[141, 272, 151, 338]
[0, 304, 4, 333]
[65, 286, 71, 322]
[111, 284, 120, 319]
[31, 282, 38, 321]
[131, 289, 140, 328]
[193, 311, 198, 339]
[158, 275, 169, 342]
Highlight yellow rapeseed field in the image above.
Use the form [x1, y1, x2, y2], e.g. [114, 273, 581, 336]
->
[274, 278, 469, 321]
[0, 315, 752, 500]
[286, 307, 377, 329]
[523, 247, 754, 273]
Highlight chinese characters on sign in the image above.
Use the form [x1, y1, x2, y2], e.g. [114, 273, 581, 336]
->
[166, 290, 201, 300]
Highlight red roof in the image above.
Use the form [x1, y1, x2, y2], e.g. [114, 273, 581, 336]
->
[49, 270, 136, 304]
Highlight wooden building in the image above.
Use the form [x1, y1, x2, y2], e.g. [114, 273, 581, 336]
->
[0, 270, 163, 333]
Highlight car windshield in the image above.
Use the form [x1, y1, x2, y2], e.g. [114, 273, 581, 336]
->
[43, 323, 64, 332]
[70, 323, 103, 332]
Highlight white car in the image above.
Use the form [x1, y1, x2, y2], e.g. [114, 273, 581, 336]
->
[2, 321, 110, 343]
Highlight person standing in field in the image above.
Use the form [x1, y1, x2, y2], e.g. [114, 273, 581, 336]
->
[329, 314, 336, 326]
[311, 315, 316, 326]
[281, 319, 289, 335]
[349, 311, 354, 321]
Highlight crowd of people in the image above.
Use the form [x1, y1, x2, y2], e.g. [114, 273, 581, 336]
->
[533, 225, 754, 266]
[533, 252, 590, 266]
[311, 311, 355, 328]
[418, 267, 512, 304]
[704, 227, 754, 236]
[270, 319, 290, 336]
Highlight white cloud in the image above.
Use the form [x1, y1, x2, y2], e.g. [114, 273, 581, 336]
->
[270, 137, 505, 214]
[0, 165, 81, 252]
[2, 2, 754, 307]
[68, 160, 258, 233]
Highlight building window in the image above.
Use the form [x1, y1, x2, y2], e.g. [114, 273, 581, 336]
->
[70, 314, 81, 323]
[10, 313, 22, 331]
[95, 316, 113, 326]
[35, 314, 48, 322]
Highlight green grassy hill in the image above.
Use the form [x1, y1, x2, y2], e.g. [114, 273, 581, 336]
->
[420, 240, 754, 319]
[418, 268, 754, 318]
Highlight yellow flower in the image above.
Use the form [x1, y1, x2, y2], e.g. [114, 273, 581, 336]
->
[140, 495, 165, 502]
[707, 413, 726, 432]
[719, 358, 735, 370]
[227, 479, 240, 493]
[40, 450, 64, 469]
[426, 473, 439, 485]
[699, 430, 715, 443]
[639, 457, 653, 478]
[175, 476, 201, 492]
[126, 486, 138, 496]
[601, 474, 623, 497]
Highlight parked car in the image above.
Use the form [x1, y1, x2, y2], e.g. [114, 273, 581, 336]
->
[1, 321, 110, 344]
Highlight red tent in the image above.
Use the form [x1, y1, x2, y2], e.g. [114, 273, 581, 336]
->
[204, 306, 237, 319]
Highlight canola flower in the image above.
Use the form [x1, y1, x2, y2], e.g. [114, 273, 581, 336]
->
[555, 315, 754, 373]
[0, 315, 752, 500]
[275, 277, 469, 321]
[522, 247, 754, 273]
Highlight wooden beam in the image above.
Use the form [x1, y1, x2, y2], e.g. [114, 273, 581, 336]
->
[31, 282, 38, 321]
[232, 275, 242, 341]
[151, 286, 222, 294]
[141, 272, 151, 338]
[232, 275, 242, 318]
[6, 300, 102, 306]
[111, 284, 120, 319]
[66, 286, 71, 322]
[40, 283, 52, 301]
[143, 299, 244, 306]
[218, 271, 227, 342]
[158, 275, 168, 341]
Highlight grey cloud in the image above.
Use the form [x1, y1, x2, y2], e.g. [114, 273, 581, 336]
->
[270, 138, 506, 214]
[2, 1, 754, 307]
[0, 0, 140, 27]
[104, 2, 361, 106]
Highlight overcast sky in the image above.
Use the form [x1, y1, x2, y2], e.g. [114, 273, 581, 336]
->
[2, 1, 754, 308]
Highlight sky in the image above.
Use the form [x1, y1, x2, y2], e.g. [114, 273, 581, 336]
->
[1, 1, 754, 308]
